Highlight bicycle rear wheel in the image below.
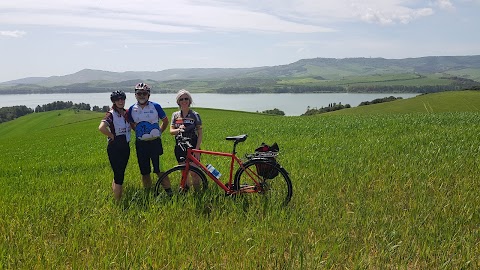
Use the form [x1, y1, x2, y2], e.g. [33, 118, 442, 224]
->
[234, 159, 292, 207]
[154, 165, 208, 196]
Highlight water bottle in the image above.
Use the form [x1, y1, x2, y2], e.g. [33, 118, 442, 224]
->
[206, 164, 222, 179]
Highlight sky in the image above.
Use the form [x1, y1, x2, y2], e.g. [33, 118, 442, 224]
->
[1, 0, 480, 82]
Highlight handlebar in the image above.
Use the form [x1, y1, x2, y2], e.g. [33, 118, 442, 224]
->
[175, 133, 193, 151]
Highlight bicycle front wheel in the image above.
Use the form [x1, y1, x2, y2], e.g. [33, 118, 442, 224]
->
[234, 159, 293, 207]
[154, 165, 208, 197]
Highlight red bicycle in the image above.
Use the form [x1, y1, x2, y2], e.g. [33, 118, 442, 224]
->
[154, 134, 293, 206]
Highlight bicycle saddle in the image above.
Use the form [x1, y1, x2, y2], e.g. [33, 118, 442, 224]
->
[225, 134, 248, 142]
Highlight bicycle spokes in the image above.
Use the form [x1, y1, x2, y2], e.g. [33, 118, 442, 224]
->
[234, 159, 292, 207]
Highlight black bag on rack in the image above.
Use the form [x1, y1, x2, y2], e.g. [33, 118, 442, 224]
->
[254, 142, 279, 179]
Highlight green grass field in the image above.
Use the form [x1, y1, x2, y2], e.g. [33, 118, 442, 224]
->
[330, 90, 480, 115]
[1, 91, 479, 269]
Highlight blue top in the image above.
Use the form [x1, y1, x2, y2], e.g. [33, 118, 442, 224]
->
[127, 101, 167, 141]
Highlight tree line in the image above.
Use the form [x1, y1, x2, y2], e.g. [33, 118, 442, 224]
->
[358, 96, 403, 106]
[301, 103, 352, 116]
[34, 101, 91, 112]
[301, 95, 408, 116]
[215, 81, 480, 94]
[0, 106, 34, 123]
[3, 76, 478, 95]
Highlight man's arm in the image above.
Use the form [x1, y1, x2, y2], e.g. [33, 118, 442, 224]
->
[160, 117, 169, 133]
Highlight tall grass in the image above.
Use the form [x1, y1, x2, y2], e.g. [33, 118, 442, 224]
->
[331, 90, 480, 115]
[0, 94, 479, 269]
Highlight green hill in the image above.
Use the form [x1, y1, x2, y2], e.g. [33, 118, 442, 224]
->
[2, 55, 480, 94]
[327, 90, 480, 115]
[0, 109, 100, 138]
[1, 96, 479, 268]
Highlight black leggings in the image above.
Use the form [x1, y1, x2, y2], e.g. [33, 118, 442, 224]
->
[175, 137, 198, 163]
[107, 137, 130, 185]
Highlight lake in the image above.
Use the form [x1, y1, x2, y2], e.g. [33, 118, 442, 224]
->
[0, 93, 419, 116]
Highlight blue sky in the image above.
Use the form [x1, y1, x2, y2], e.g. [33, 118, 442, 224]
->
[1, 0, 479, 82]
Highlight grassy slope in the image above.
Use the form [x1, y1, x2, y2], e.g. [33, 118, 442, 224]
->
[0, 93, 479, 269]
[0, 109, 101, 137]
[328, 90, 480, 115]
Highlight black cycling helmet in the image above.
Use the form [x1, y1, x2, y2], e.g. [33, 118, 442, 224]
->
[134, 82, 151, 92]
[110, 90, 126, 102]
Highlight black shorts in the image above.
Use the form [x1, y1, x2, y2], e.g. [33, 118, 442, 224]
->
[107, 136, 130, 185]
[174, 137, 198, 163]
[135, 138, 163, 175]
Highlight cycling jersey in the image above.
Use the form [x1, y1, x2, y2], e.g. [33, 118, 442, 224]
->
[101, 107, 131, 185]
[171, 109, 202, 163]
[128, 101, 167, 141]
[170, 109, 202, 140]
[101, 108, 131, 142]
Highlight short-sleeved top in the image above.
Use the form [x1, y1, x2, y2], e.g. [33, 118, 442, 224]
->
[127, 101, 167, 141]
[171, 110, 202, 140]
[101, 108, 131, 142]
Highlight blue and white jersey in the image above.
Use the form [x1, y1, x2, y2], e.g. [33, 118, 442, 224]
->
[127, 101, 167, 141]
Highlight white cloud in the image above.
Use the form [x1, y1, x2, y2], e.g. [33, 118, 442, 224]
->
[0, 0, 443, 36]
[226, 1, 438, 25]
[0, 30, 26, 38]
[434, 0, 455, 10]
[360, 7, 434, 25]
[0, 1, 334, 33]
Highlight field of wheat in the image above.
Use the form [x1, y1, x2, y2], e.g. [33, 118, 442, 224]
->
[1, 91, 479, 269]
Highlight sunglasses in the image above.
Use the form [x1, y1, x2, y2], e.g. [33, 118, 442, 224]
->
[113, 97, 126, 101]
[136, 92, 149, 97]
[179, 97, 189, 102]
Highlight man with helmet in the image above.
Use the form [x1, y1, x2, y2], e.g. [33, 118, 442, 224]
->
[127, 83, 171, 195]
[99, 90, 131, 202]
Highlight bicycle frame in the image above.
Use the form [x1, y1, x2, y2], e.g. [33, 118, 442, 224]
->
[181, 147, 260, 195]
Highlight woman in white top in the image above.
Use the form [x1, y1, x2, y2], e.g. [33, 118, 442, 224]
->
[98, 90, 131, 202]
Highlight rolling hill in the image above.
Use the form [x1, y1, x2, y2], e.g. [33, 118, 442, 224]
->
[1, 55, 480, 94]
[326, 90, 480, 115]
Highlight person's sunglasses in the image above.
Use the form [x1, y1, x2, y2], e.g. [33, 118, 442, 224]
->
[136, 92, 149, 97]
[113, 97, 126, 101]
[179, 97, 189, 101]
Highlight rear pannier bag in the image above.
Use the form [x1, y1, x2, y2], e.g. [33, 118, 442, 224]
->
[254, 142, 279, 179]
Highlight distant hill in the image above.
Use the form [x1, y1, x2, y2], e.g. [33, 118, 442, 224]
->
[1, 55, 480, 94]
[0, 67, 264, 87]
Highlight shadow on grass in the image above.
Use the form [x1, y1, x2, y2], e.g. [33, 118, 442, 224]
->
[119, 186, 291, 219]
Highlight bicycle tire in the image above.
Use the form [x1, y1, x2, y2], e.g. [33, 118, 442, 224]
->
[154, 165, 208, 196]
[234, 159, 293, 206]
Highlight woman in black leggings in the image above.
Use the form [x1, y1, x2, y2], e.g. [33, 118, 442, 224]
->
[98, 90, 131, 202]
